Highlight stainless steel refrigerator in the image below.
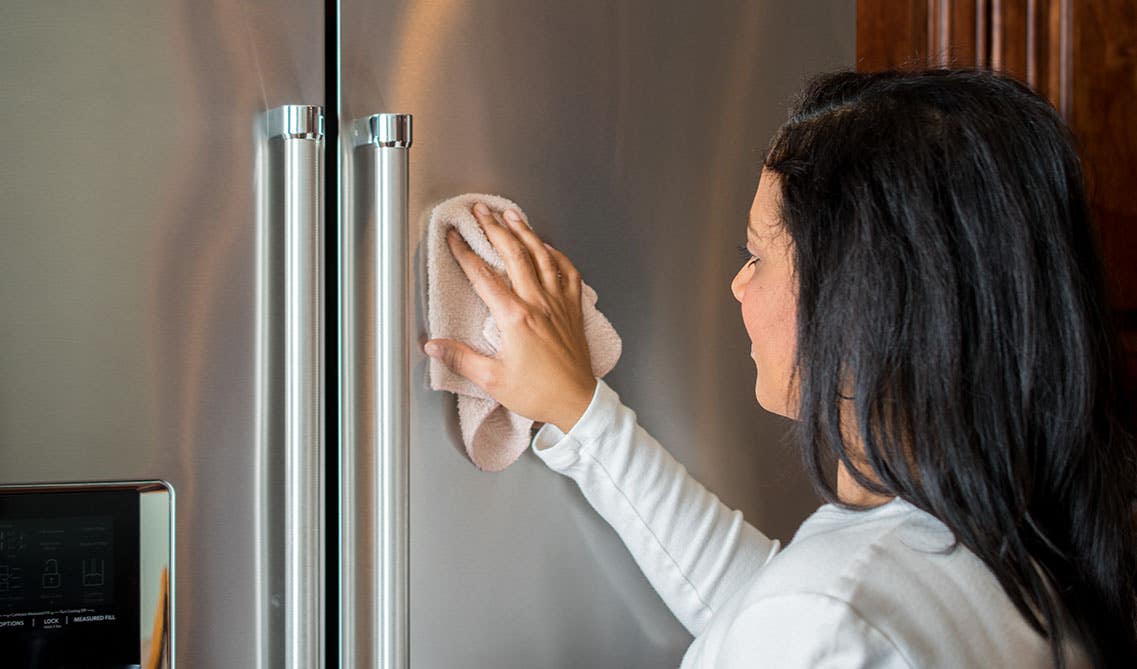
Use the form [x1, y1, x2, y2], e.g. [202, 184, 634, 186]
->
[0, 1, 853, 666]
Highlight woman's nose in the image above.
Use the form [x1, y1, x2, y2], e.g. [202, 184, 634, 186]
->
[730, 266, 746, 303]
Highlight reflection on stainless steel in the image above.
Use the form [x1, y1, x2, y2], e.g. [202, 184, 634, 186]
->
[352, 113, 414, 149]
[256, 105, 325, 669]
[143, 567, 170, 669]
[342, 113, 413, 669]
[266, 105, 327, 140]
[140, 483, 174, 669]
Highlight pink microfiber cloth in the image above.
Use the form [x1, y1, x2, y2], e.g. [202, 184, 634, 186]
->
[425, 193, 622, 471]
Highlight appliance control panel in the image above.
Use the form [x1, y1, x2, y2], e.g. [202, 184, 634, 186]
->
[0, 482, 173, 669]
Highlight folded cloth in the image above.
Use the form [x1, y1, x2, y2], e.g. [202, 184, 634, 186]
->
[425, 193, 622, 471]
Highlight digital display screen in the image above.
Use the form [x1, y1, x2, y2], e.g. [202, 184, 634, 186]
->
[0, 490, 139, 668]
[0, 515, 116, 615]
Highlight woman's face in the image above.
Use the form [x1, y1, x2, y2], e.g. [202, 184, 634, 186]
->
[731, 169, 799, 418]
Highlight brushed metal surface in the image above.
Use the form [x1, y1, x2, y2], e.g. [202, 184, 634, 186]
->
[341, 115, 413, 669]
[282, 125, 325, 669]
[340, 1, 855, 666]
[0, 2, 322, 666]
[256, 108, 325, 669]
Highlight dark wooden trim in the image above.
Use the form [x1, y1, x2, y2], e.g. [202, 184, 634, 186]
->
[977, 0, 991, 67]
[856, 0, 929, 70]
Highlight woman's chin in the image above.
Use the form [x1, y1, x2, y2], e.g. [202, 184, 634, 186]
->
[755, 383, 789, 418]
[754, 383, 771, 412]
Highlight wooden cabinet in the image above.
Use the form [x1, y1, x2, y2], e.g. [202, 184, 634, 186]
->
[858, 0, 1137, 381]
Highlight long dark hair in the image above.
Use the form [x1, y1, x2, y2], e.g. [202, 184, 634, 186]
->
[764, 69, 1137, 667]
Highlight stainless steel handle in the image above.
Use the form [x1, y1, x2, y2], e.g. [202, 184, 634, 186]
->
[341, 113, 412, 669]
[256, 104, 325, 669]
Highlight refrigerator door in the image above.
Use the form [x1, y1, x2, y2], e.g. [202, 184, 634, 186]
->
[0, 2, 324, 666]
[340, 1, 854, 667]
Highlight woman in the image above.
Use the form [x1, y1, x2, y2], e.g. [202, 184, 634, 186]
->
[422, 69, 1137, 667]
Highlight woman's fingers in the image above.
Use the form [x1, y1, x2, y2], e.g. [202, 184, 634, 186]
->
[472, 203, 547, 303]
[499, 208, 563, 294]
[540, 241, 583, 308]
[445, 228, 522, 324]
[430, 205, 596, 429]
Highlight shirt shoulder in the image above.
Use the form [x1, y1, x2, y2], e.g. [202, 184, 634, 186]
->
[738, 498, 950, 604]
[716, 500, 1080, 667]
[716, 592, 912, 669]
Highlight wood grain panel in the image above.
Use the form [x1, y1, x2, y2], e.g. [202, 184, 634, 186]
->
[990, 1, 1069, 116]
[991, 0, 1030, 79]
[1070, 0, 1137, 310]
[1042, 0, 1071, 116]
[928, 0, 982, 66]
[857, 0, 929, 69]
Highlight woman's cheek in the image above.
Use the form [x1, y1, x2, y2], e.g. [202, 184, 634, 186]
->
[755, 289, 799, 410]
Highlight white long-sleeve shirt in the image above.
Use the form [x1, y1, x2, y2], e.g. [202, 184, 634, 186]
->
[530, 377, 1089, 668]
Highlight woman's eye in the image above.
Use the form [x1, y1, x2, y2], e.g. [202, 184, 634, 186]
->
[735, 243, 758, 267]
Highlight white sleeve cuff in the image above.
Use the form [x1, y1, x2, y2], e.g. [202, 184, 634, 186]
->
[529, 377, 617, 468]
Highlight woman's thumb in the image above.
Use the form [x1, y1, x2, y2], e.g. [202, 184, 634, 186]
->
[423, 338, 492, 387]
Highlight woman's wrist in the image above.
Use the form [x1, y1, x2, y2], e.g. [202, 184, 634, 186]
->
[550, 378, 598, 434]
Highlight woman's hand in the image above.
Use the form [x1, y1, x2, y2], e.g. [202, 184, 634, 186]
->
[423, 202, 597, 434]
